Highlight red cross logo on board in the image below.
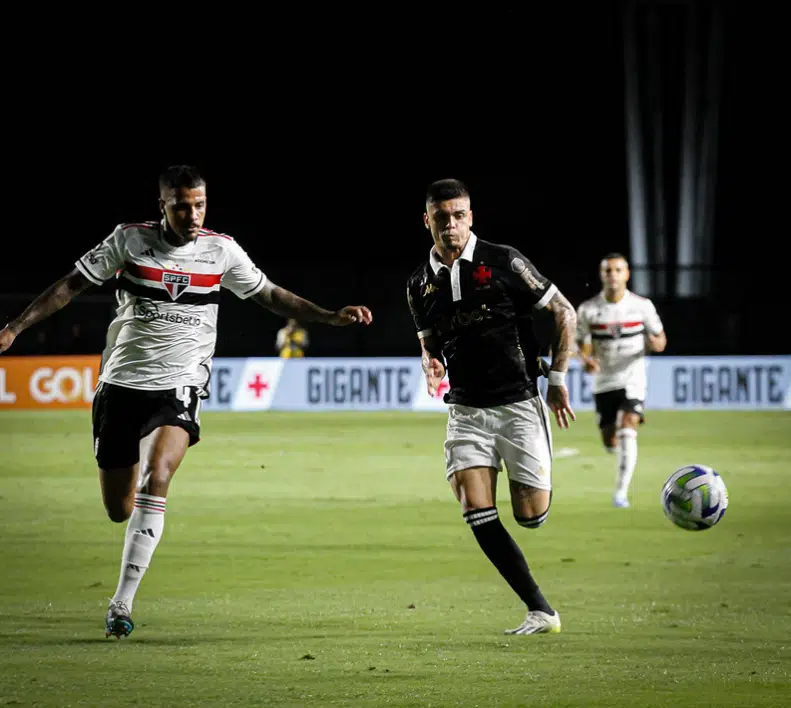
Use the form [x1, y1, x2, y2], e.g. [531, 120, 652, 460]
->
[434, 380, 450, 399]
[473, 265, 492, 286]
[247, 374, 269, 398]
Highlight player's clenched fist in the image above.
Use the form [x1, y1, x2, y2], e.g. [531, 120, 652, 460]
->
[332, 306, 373, 326]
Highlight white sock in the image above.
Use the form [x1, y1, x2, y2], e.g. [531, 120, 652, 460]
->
[112, 493, 166, 611]
[614, 428, 638, 498]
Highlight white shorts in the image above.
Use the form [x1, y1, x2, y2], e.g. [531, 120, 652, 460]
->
[444, 395, 553, 490]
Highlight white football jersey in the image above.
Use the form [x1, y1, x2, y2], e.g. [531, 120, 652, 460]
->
[575, 290, 664, 399]
[75, 220, 267, 394]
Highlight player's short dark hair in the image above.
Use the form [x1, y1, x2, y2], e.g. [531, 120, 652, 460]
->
[426, 178, 470, 205]
[159, 165, 205, 193]
[602, 252, 628, 263]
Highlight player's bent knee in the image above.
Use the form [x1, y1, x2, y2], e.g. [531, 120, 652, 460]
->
[105, 502, 132, 523]
[514, 508, 550, 529]
[618, 412, 641, 430]
[99, 466, 137, 522]
[512, 488, 552, 528]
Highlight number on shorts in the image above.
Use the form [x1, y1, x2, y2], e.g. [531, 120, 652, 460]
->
[176, 385, 200, 425]
[176, 386, 192, 407]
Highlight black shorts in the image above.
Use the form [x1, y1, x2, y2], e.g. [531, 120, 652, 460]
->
[593, 389, 645, 429]
[92, 381, 202, 469]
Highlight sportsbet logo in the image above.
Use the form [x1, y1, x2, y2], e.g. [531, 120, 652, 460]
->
[0, 356, 100, 409]
[134, 300, 201, 326]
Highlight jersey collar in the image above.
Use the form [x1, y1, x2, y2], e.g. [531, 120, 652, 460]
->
[599, 289, 631, 305]
[158, 218, 197, 253]
[429, 231, 478, 275]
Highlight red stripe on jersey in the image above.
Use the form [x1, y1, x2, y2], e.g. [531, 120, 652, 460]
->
[122, 222, 157, 231]
[124, 261, 222, 287]
[199, 229, 233, 240]
[591, 321, 643, 330]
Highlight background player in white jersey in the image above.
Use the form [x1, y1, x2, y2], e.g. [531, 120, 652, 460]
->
[0, 165, 373, 638]
[575, 253, 666, 508]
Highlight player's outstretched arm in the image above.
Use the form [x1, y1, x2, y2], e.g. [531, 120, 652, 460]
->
[0, 268, 94, 355]
[541, 290, 578, 429]
[252, 280, 372, 327]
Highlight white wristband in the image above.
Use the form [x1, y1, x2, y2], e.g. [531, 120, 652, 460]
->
[548, 370, 566, 386]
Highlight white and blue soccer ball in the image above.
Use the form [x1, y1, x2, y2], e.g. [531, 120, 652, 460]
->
[661, 464, 729, 531]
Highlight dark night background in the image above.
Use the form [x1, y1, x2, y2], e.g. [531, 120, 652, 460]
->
[0, 2, 784, 358]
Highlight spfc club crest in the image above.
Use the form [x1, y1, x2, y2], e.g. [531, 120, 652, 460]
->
[610, 323, 623, 338]
[162, 271, 191, 300]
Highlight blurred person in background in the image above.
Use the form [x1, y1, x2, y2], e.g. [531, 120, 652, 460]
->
[575, 252, 666, 508]
[276, 318, 309, 357]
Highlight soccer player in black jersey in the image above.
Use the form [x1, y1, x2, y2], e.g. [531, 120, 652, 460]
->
[406, 179, 577, 635]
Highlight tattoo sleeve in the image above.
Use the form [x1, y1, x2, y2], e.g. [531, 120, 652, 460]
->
[252, 281, 335, 323]
[8, 269, 93, 335]
[544, 290, 577, 373]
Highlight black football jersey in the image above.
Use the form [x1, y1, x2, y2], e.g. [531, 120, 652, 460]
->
[407, 233, 557, 407]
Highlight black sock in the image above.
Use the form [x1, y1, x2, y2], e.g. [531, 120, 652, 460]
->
[463, 507, 553, 614]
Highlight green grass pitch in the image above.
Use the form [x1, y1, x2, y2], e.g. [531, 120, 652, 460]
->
[1, 409, 790, 707]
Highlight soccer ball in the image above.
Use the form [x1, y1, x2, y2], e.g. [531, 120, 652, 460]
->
[661, 464, 728, 531]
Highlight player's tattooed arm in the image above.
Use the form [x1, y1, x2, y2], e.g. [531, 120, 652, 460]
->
[0, 268, 93, 353]
[541, 289, 577, 428]
[253, 281, 372, 326]
[544, 290, 577, 374]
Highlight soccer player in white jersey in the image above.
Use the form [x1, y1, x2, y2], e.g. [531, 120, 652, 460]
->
[0, 165, 373, 638]
[575, 253, 666, 508]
